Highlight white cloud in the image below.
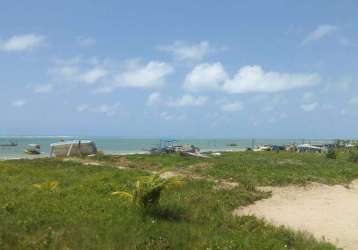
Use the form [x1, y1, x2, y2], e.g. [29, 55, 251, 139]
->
[11, 99, 27, 107]
[146, 92, 161, 106]
[51, 57, 110, 87]
[77, 103, 121, 116]
[79, 67, 108, 84]
[91, 86, 115, 95]
[76, 104, 89, 112]
[115, 61, 173, 88]
[302, 25, 338, 45]
[168, 94, 208, 107]
[301, 102, 318, 112]
[160, 112, 186, 121]
[337, 76, 353, 91]
[158, 41, 213, 61]
[52, 65, 80, 80]
[33, 84, 53, 93]
[223, 65, 320, 94]
[0, 34, 46, 52]
[349, 97, 358, 105]
[221, 101, 243, 112]
[301, 92, 318, 111]
[303, 92, 315, 103]
[77, 36, 96, 47]
[184, 62, 228, 92]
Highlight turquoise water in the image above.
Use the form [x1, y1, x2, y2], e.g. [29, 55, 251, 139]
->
[0, 136, 336, 159]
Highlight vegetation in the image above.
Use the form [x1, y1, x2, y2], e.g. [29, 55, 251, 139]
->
[97, 150, 358, 186]
[348, 149, 358, 163]
[112, 174, 183, 213]
[2, 150, 357, 249]
[325, 148, 337, 159]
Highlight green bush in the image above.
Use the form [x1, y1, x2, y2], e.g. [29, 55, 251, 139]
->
[325, 148, 337, 159]
[348, 149, 358, 163]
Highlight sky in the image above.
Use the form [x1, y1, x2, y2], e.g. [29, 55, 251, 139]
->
[0, 0, 357, 138]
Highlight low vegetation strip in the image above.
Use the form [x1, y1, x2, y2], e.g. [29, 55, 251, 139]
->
[2, 151, 356, 249]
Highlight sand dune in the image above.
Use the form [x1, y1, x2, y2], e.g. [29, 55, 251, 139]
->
[234, 180, 358, 250]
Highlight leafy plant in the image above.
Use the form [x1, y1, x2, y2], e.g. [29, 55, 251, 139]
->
[33, 181, 59, 191]
[325, 148, 337, 159]
[112, 174, 183, 211]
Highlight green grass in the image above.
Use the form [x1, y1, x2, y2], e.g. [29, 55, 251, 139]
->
[1, 152, 351, 249]
[98, 151, 358, 186]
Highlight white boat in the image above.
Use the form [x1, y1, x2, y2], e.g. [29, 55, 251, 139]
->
[50, 140, 97, 157]
[24, 144, 41, 155]
[297, 144, 323, 153]
[253, 145, 272, 152]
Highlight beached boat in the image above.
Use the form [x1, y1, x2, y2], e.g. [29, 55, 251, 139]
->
[50, 140, 97, 157]
[297, 144, 323, 153]
[253, 145, 272, 152]
[24, 144, 41, 155]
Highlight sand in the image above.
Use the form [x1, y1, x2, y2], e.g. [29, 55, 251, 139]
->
[233, 180, 358, 250]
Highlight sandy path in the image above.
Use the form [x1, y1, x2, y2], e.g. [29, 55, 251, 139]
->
[233, 180, 358, 250]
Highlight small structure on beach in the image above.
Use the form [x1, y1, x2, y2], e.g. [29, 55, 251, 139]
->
[50, 140, 97, 157]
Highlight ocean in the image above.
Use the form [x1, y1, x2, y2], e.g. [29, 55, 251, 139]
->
[0, 136, 336, 159]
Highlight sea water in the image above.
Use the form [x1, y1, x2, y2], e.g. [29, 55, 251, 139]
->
[0, 136, 336, 159]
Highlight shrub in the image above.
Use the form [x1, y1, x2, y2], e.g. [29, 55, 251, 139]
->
[325, 148, 337, 159]
[348, 149, 358, 163]
[112, 174, 183, 211]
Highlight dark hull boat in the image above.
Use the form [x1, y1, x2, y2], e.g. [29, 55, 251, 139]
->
[0, 141, 18, 147]
[24, 144, 41, 155]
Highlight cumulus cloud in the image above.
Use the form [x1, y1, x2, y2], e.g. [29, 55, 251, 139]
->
[51, 57, 112, 92]
[158, 41, 214, 61]
[51, 57, 174, 93]
[77, 36, 96, 47]
[221, 101, 243, 112]
[301, 102, 318, 112]
[168, 94, 208, 107]
[76, 104, 89, 112]
[79, 67, 108, 84]
[184, 62, 228, 92]
[349, 96, 358, 105]
[302, 25, 338, 45]
[160, 112, 186, 121]
[33, 84, 53, 93]
[146, 92, 161, 106]
[11, 99, 27, 107]
[0, 34, 46, 52]
[222, 65, 320, 94]
[115, 61, 173, 88]
[76, 103, 121, 116]
[301, 92, 318, 112]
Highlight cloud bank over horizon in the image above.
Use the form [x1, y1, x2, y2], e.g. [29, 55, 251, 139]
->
[1, 0, 357, 138]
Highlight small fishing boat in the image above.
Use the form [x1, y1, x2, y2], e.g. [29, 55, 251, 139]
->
[24, 144, 41, 155]
[0, 140, 18, 147]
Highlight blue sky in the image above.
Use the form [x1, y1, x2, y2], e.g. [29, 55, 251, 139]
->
[1, 0, 357, 138]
